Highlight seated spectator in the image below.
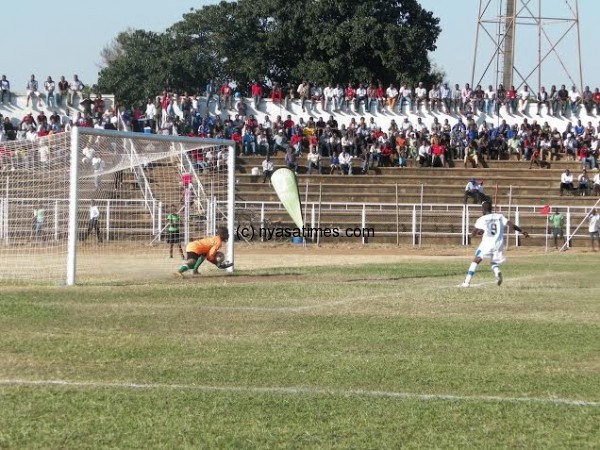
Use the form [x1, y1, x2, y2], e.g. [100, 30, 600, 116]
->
[68, 74, 84, 107]
[431, 139, 445, 167]
[291, 132, 304, 156]
[262, 155, 274, 183]
[273, 129, 288, 155]
[242, 129, 256, 155]
[306, 148, 321, 174]
[464, 140, 479, 168]
[593, 169, 600, 196]
[578, 169, 590, 196]
[464, 178, 483, 204]
[330, 151, 341, 175]
[560, 168, 574, 195]
[339, 149, 353, 175]
[26, 75, 42, 108]
[284, 148, 298, 173]
[417, 139, 431, 167]
[256, 131, 270, 155]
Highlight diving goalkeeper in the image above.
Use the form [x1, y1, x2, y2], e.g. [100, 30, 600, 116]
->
[175, 226, 231, 277]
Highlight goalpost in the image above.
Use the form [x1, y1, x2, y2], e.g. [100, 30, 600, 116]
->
[0, 127, 235, 285]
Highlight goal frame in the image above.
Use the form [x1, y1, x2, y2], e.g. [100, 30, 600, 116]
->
[66, 127, 236, 285]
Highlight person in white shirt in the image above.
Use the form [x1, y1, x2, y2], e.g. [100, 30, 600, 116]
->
[145, 99, 157, 132]
[84, 200, 102, 242]
[68, 74, 84, 106]
[414, 82, 427, 113]
[461, 83, 473, 114]
[461, 201, 528, 287]
[91, 156, 105, 189]
[323, 84, 335, 112]
[428, 84, 440, 113]
[338, 150, 353, 175]
[569, 86, 581, 115]
[593, 169, 600, 196]
[334, 84, 345, 112]
[26, 75, 42, 108]
[518, 86, 531, 114]
[386, 84, 398, 111]
[44, 76, 56, 110]
[399, 85, 412, 114]
[261, 155, 274, 183]
[588, 208, 600, 251]
[417, 140, 431, 167]
[485, 85, 496, 116]
[560, 169, 574, 195]
[306, 148, 321, 174]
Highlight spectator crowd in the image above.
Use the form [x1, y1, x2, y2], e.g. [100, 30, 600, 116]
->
[2, 74, 600, 178]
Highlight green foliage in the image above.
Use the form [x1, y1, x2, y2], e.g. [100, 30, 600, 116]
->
[98, 0, 441, 103]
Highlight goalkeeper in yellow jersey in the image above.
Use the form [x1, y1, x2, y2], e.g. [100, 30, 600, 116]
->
[175, 226, 231, 277]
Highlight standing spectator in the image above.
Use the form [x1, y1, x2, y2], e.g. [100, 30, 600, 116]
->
[589, 209, 600, 251]
[220, 80, 233, 110]
[386, 83, 398, 112]
[506, 85, 517, 115]
[68, 75, 84, 107]
[84, 200, 102, 242]
[44, 76, 56, 110]
[32, 205, 45, 239]
[484, 85, 496, 116]
[91, 155, 105, 190]
[26, 75, 42, 108]
[440, 83, 451, 114]
[0, 75, 10, 105]
[145, 98, 157, 132]
[251, 80, 262, 110]
[57, 76, 69, 108]
[205, 79, 217, 106]
[93, 94, 105, 120]
[557, 84, 569, 116]
[284, 148, 298, 173]
[166, 205, 183, 258]
[548, 209, 565, 249]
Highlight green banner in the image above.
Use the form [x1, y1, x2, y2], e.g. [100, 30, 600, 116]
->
[270, 168, 304, 229]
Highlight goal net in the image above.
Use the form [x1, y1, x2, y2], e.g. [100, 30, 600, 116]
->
[0, 127, 235, 284]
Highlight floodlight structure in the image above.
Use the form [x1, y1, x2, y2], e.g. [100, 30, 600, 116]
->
[471, 0, 583, 92]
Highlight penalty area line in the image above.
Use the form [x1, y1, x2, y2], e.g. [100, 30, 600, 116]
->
[0, 379, 597, 407]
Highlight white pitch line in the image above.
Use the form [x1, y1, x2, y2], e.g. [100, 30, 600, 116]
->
[0, 379, 597, 407]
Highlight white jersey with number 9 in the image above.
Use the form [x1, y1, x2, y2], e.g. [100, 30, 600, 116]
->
[474, 213, 509, 263]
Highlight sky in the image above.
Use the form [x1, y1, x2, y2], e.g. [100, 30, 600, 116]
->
[5, 1, 597, 92]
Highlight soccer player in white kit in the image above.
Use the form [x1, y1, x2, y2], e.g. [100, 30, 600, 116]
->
[461, 201, 529, 287]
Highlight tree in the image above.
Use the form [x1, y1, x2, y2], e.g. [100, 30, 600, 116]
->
[98, 0, 441, 102]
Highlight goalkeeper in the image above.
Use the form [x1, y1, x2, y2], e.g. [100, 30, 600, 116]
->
[175, 226, 231, 277]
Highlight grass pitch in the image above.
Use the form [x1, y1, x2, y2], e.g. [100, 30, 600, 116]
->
[0, 247, 599, 449]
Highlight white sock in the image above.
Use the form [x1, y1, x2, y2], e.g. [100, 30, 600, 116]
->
[465, 262, 478, 284]
[491, 264, 500, 277]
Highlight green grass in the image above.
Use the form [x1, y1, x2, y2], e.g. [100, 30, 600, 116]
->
[0, 255, 599, 449]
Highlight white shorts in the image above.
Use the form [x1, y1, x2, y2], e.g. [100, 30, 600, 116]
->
[475, 242, 505, 264]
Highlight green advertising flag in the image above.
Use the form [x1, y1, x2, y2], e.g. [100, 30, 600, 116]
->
[270, 168, 304, 229]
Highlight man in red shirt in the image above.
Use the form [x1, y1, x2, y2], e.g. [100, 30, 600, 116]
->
[220, 81, 233, 110]
[271, 83, 282, 105]
[251, 81, 263, 110]
[345, 83, 355, 112]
